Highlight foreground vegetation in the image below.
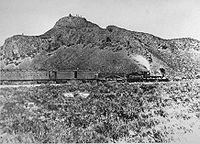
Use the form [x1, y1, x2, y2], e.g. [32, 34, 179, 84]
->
[0, 80, 200, 143]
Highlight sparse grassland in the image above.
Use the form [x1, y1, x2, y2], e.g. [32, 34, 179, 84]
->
[0, 80, 200, 143]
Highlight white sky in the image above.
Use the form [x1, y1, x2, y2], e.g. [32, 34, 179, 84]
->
[0, 0, 200, 45]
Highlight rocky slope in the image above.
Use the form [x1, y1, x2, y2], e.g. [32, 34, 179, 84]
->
[1, 14, 200, 79]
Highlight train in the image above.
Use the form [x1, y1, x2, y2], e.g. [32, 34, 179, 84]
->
[0, 69, 169, 84]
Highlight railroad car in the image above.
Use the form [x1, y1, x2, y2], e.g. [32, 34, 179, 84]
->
[98, 73, 126, 81]
[77, 71, 98, 80]
[0, 70, 49, 81]
[56, 71, 74, 82]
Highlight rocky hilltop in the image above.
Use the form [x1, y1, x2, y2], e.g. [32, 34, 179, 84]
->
[1, 14, 200, 79]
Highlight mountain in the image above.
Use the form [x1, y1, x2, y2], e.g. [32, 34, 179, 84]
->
[1, 14, 200, 80]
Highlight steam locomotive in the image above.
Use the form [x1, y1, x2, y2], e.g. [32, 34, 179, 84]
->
[0, 69, 169, 83]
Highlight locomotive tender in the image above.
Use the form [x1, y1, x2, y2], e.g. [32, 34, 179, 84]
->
[0, 69, 169, 83]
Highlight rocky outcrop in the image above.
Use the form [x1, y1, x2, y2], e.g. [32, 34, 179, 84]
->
[1, 14, 200, 79]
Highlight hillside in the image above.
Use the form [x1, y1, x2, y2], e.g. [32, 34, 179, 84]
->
[1, 14, 200, 79]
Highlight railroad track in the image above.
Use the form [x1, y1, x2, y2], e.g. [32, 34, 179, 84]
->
[129, 79, 200, 85]
[0, 79, 200, 88]
[0, 83, 67, 88]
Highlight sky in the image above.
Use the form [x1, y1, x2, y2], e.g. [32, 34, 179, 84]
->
[0, 0, 200, 45]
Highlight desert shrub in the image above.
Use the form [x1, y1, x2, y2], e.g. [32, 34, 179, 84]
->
[1, 81, 200, 143]
[140, 84, 158, 94]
